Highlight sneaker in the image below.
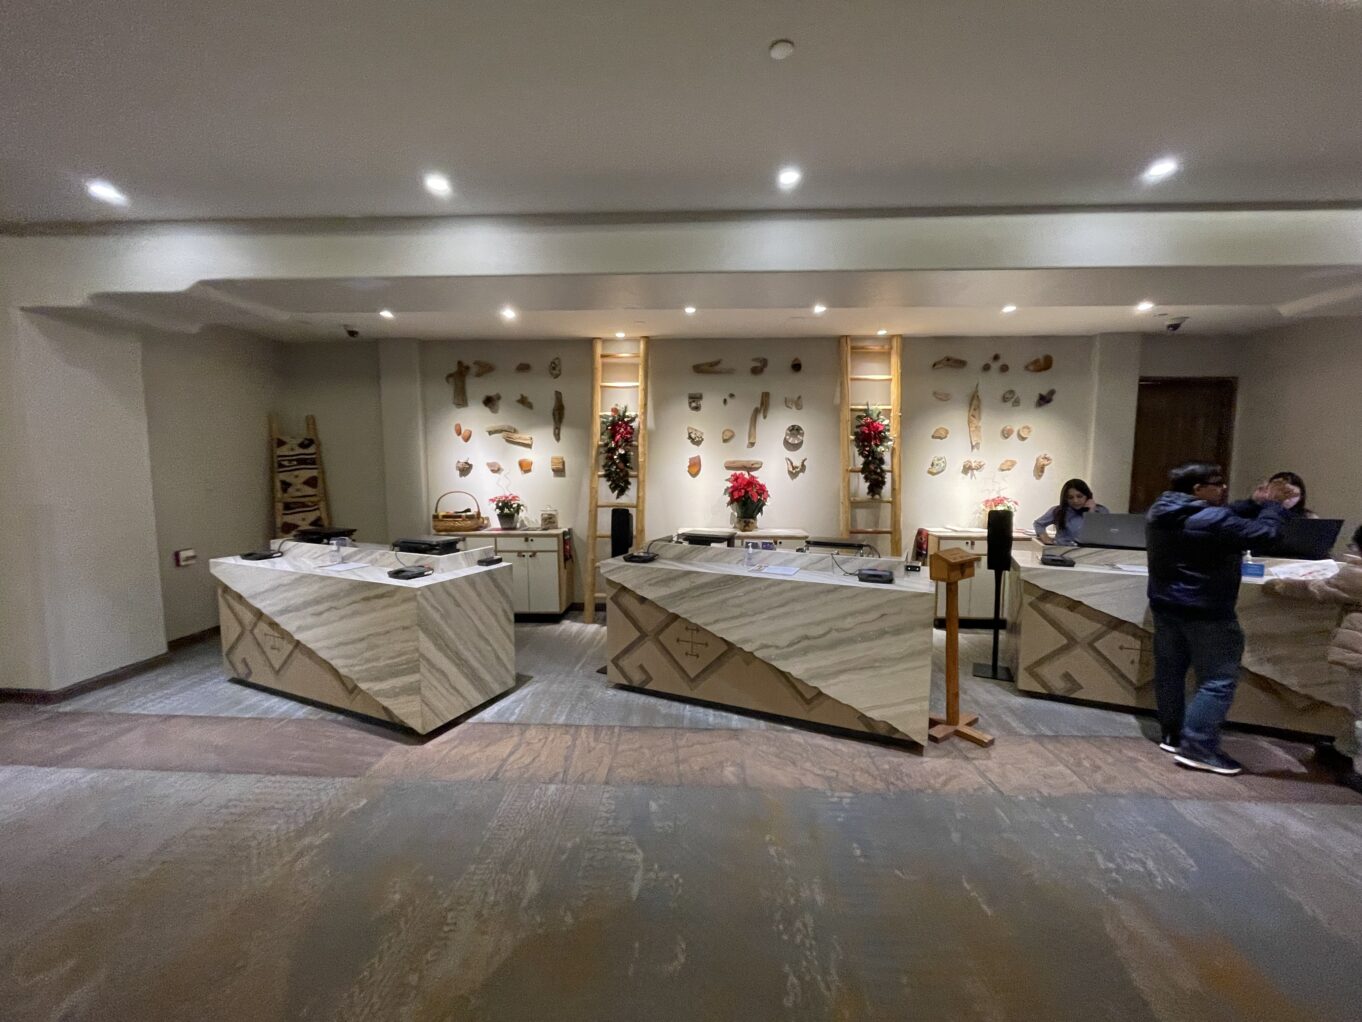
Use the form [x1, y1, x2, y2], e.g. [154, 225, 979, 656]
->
[1158, 733, 1180, 754]
[1174, 747, 1243, 776]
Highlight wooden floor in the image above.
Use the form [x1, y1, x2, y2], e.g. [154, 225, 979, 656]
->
[3, 622, 1361, 1020]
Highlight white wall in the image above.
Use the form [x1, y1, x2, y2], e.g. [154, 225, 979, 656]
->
[276, 342, 388, 542]
[5, 313, 167, 689]
[141, 328, 280, 640]
[901, 336, 1102, 533]
[647, 339, 841, 537]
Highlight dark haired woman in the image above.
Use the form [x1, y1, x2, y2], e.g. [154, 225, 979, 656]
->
[1033, 478, 1109, 545]
[1269, 471, 1319, 518]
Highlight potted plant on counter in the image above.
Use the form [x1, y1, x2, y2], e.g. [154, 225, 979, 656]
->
[725, 471, 769, 532]
[489, 493, 525, 530]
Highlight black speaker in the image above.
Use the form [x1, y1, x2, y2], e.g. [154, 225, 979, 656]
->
[986, 509, 1014, 571]
[610, 508, 633, 557]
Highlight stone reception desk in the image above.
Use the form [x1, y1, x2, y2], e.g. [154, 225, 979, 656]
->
[210, 544, 514, 733]
[1009, 546, 1354, 742]
[600, 543, 936, 743]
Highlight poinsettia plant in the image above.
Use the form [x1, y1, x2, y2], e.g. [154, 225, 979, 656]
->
[853, 403, 893, 499]
[489, 493, 525, 516]
[599, 405, 637, 498]
[725, 471, 770, 520]
[980, 494, 1019, 517]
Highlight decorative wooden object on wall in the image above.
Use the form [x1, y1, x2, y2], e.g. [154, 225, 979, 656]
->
[751, 357, 768, 375]
[784, 395, 803, 410]
[1036, 389, 1056, 407]
[486, 424, 518, 435]
[551, 456, 566, 476]
[516, 394, 534, 409]
[688, 393, 702, 411]
[724, 459, 762, 471]
[482, 393, 501, 413]
[687, 455, 701, 478]
[687, 426, 704, 445]
[933, 391, 952, 401]
[1001, 389, 1016, 403]
[1001, 425, 1014, 439]
[549, 357, 562, 379]
[931, 426, 950, 440]
[933, 356, 967, 369]
[515, 362, 531, 372]
[504, 433, 533, 448]
[999, 459, 1017, 471]
[473, 360, 495, 377]
[518, 458, 533, 473]
[1018, 425, 1033, 440]
[928, 456, 947, 476]
[1024, 354, 1053, 373]
[783, 424, 804, 449]
[1000, 364, 1010, 373]
[967, 384, 982, 451]
[1034, 453, 1053, 479]
[785, 456, 806, 478]
[760, 391, 770, 419]
[553, 391, 565, 442]
[721, 429, 735, 443]
[692, 359, 735, 374]
[962, 459, 984, 477]
[456, 460, 472, 476]
[446, 363, 470, 407]
[747, 406, 760, 448]
[487, 461, 502, 473]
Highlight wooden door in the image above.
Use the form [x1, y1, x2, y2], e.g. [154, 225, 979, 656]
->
[1128, 377, 1236, 512]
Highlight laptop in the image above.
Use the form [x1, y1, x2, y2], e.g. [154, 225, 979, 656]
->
[1075, 513, 1148, 550]
[1251, 518, 1343, 561]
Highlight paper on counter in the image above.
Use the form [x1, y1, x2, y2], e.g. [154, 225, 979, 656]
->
[750, 564, 799, 576]
[1269, 560, 1340, 581]
[1115, 563, 1149, 574]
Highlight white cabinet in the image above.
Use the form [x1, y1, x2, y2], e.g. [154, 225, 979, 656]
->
[492, 531, 571, 616]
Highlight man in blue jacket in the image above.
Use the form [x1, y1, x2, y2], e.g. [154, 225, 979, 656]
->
[1145, 462, 1298, 775]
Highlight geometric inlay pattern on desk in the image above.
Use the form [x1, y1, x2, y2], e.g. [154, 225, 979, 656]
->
[607, 583, 910, 741]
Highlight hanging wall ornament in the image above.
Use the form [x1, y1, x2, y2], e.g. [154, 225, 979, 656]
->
[747, 406, 760, 448]
[999, 459, 1017, 472]
[852, 403, 892, 499]
[456, 460, 472, 476]
[1036, 389, 1056, 407]
[1024, 354, 1054, 373]
[928, 456, 947, 476]
[721, 428, 735, 443]
[548, 357, 562, 379]
[1018, 425, 1033, 440]
[486, 424, 518, 435]
[962, 459, 984, 477]
[482, 393, 501, 413]
[600, 405, 638, 498]
[992, 353, 1001, 362]
[760, 392, 770, 419]
[967, 384, 982, 451]
[487, 461, 502, 473]
[931, 426, 950, 440]
[1001, 425, 1014, 439]
[751, 357, 768, 375]
[785, 457, 806, 479]
[473, 361, 495, 377]
[933, 391, 952, 401]
[688, 455, 701, 478]
[791, 357, 802, 372]
[1000, 364, 1010, 373]
[1001, 390, 1016, 403]
[692, 359, 735, 374]
[446, 362, 470, 407]
[518, 458, 533, 473]
[982, 363, 992, 372]
[687, 426, 704, 446]
[1034, 453, 1053, 479]
[933, 356, 967, 369]
[551, 456, 566, 476]
[462, 427, 472, 442]
[724, 459, 763, 471]
[688, 393, 702, 412]
[552, 391, 564, 442]
[504, 433, 534, 448]
[516, 394, 534, 410]
[1012, 396, 1021, 407]
[783, 424, 805, 450]
[515, 362, 531, 372]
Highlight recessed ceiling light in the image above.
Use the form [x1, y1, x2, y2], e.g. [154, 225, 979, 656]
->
[777, 166, 802, 191]
[85, 178, 128, 206]
[1136, 300, 1156, 312]
[378, 309, 395, 320]
[683, 306, 697, 316]
[499, 305, 517, 321]
[812, 303, 827, 315]
[1141, 157, 1180, 183]
[1001, 304, 1018, 314]
[769, 39, 795, 60]
[423, 172, 454, 198]
[615, 331, 626, 339]
[876, 329, 888, 336]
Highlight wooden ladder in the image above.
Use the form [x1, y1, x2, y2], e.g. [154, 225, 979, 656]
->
[839, 335, 903, 556]
[582, 336, 649, 623]
[269, 413, 332, 537]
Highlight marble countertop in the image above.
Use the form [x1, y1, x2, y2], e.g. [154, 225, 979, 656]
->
[678, 527, 812, 539]
[213, 552, 505, 588]
[616, 542, 932, 593]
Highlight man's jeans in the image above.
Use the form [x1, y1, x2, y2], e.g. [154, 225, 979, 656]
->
[1152, 610, 1245, 754]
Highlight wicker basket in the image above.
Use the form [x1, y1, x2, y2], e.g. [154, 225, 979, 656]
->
[431, 490, 488, 533]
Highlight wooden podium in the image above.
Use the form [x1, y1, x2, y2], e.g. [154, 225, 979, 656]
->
[928, 548, 995, 747]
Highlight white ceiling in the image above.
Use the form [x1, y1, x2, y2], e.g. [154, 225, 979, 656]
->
[4, 0, 1362, 223]
[60, 265, 1362, 339]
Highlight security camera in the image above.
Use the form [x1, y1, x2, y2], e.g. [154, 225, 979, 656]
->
[1165, 316, 1189, 333]
[343, 325, 360, 338]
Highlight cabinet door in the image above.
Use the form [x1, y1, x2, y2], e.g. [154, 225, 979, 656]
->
[524, 549, 562, 613]
[507, 551, 532, 613]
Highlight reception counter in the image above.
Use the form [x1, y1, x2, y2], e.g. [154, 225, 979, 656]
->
[1009, 546, 1354, 742]
[600, 543, 936, 743]
[210, 543, 514, 733]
